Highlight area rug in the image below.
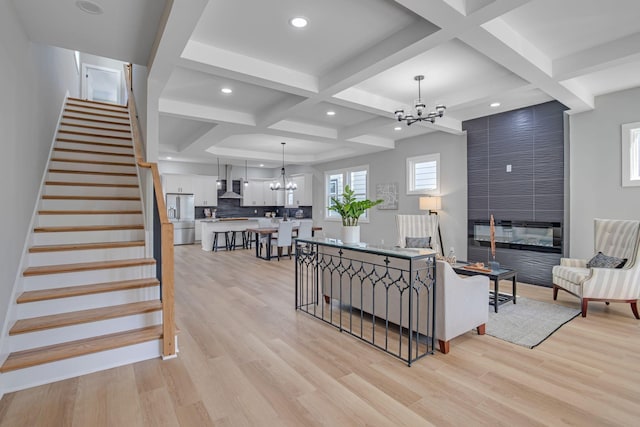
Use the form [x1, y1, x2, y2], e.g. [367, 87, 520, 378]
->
[486, 297, 581, 348]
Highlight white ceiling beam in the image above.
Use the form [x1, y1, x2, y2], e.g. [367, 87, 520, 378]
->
[180, 40, 318, 96]
[159, 98, 256, 126]
[147, 0, 208, 87]
[339, 117, 396, 140]
[553, 31, 640, 80]
[459, 27, 594, 111]
[268, 121, 337, 140]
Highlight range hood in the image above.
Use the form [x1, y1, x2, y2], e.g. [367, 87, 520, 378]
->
[219, 164, 243, 199]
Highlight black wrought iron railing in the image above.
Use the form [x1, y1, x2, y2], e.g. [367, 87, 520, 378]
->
[295, 238, 436, 366]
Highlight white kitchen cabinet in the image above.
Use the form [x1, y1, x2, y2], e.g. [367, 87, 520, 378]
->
[192, 175, 218, 206]
[285, 173, 313, 207]
[242, 179, 264, 206]
[163, 174, 193, 194]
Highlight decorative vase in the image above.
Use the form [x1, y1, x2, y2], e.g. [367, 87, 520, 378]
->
[341, 225, 360, 244]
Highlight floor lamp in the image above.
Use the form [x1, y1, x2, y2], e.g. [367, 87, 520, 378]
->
[419, 196, 444, 256]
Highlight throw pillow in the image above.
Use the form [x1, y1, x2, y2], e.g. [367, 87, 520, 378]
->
[405, 236, 431, 248]
[586, 252, 627, 269]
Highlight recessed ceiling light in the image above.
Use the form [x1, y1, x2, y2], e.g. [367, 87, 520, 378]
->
[394, 126, 402, 131]
[221, 87, 233, 94]
[490, 102, 501, 108]
[260, 164, 264, 167]
[76, 0, 103, 14]
[166, 156, 172, 160]
[289, 17, 308, 28]
[326, 111, 336, 116]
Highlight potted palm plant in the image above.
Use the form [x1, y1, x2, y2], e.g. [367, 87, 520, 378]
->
[329, 185, 383, 243]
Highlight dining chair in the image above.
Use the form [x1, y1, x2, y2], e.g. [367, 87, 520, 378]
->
[257, 218, 272, 257]
[271, 220, 294, 260]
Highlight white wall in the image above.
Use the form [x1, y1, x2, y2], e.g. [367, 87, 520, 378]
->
[312, 132, 468, 259]
[569, 87, 640, 259]
[0, 0, 80, 366]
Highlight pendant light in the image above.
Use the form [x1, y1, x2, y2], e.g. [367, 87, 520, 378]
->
[270, 142, 297, 191]
[216, 157, 221, 188]
[244, 160, 249, 186]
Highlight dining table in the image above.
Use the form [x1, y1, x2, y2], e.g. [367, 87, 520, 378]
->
[245, 225, 322, 260]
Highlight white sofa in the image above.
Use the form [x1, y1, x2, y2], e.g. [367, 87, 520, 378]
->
[322, 248, 489, 353]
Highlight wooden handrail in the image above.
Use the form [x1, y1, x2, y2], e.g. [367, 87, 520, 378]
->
[124, 64, 175, 358]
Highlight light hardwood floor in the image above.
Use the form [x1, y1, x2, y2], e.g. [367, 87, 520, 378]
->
[1, 244, 639, 426]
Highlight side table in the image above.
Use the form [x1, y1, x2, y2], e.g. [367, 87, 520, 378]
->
[451, 262, 517, 313]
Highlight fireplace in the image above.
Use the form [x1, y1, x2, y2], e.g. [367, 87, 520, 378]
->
[469, 220, 562, 254]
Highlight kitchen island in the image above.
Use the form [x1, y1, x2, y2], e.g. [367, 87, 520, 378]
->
[200, 218, 312, 251]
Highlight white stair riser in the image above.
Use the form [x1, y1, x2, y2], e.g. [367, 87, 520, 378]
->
[51, 150, 135, 165]
[46, 171, 138, 185]
[32, 229, 144, 246]
[16, 286, 160, 318]
[0, 339, 162, 395]
[49, 161, 135, 174]
[55, 141, 134, 155]
[61, 117, 131, 131]
[37, 213, 143, 227]
[28, 245, 145, 266]
[23, 265, 156, 291]
[65, 104, 129, 115]
[43, 185, 140, 197]
[58, 125, 131, 138]
[10, 311, 162, 352]
[63, 111, 129, 123]
[40, 199, 142, 211]
[56, 133, 131, 147]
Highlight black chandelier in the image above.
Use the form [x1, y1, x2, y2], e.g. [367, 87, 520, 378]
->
[270, 142, 297, 191]
[394, 75, 446, 125]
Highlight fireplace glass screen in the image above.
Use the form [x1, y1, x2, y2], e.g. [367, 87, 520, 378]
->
[470, 220, 562, 254]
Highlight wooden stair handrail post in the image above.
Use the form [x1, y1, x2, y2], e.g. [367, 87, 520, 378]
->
[124, 64, 175, 357]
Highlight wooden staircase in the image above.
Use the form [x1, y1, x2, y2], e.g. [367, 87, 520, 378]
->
[0, 97, 168, 393]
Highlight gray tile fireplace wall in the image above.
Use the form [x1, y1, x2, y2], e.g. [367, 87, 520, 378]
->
[463, 101, 567, 286]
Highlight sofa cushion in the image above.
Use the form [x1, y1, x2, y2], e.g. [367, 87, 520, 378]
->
[552, 265, 590, 285]
[406, 236, 431, 248]
[586, 251, 627, 269]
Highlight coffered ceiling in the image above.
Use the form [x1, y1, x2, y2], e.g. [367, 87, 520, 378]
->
[12, 0, 640, 168]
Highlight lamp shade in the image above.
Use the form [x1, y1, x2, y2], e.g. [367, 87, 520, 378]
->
[419, 196, 441, 211]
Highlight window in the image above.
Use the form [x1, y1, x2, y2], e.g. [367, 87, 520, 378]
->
[622, 122, 640, 187]
[407, 153, 440, 195]
[325, 166, 371, 221]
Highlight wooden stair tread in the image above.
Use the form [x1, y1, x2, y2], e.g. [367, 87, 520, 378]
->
[64, 108, 129, 120]
[63, 115, 130, 126]
[65, 103, 129, 115]
[53, 148, 134, 158]
[50, 157, 135, 167]
[60, 122, 132, 133]
[45, 181, 138, 188]
[57, 130, 132, 140]
[34, 224, 144, 233]
[41, 195, 140, 201]
[0, 325, 162, 373]
[38, 210, 142, 215]
[56, 138, 133, 149]
[10, 301, 162, 335]
[17, 278, 159, 303]
[23, 258, 156, 276]
[67, 97, 128, 109]
[48, 169, 137, 177]
[29, 240, 145, 252]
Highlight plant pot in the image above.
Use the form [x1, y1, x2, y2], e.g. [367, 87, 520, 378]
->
[341, 225, 360, 244]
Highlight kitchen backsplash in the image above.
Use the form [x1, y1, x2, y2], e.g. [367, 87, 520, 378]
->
[194, 180, 312, 219]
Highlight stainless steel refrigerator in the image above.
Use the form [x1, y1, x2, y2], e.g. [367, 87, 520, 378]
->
[166, 193, 195, 245]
